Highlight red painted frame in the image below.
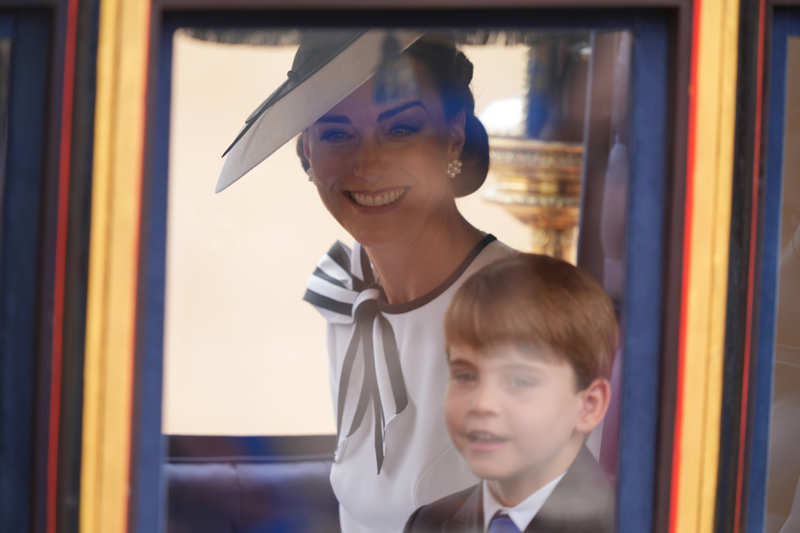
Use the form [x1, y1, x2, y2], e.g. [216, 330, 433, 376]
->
[0, 1, 76, 533]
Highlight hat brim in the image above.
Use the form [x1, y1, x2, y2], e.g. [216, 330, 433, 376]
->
[216, 30, 423, 193]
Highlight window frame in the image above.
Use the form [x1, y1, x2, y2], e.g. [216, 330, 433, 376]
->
[115, 2, 693, 533]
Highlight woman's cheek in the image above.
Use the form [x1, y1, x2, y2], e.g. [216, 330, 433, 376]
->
[404, 144, 448, 177]
[312, 159, 350, 190]
[313, 172, 337, 192]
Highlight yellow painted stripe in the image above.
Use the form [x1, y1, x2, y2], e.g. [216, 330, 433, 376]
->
[79, 0, 151, 532]
[675, 0, 739, 531]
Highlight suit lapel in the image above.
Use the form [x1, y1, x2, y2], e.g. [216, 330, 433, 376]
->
[525, 446, 613, 533]
[443, 484, 483, 533]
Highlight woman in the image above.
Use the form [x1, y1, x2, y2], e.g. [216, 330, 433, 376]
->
[220, 31, 516, 533]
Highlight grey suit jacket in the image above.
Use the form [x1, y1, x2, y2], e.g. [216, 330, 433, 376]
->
[403, 446, 614, 533]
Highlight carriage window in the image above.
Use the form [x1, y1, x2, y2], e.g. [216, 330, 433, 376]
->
[163, 23, 632, 531]
[766, 35, 800, 533]
[163, 27, 632, 439]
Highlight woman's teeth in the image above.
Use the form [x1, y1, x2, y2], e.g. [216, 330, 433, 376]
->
[350, 189, 405, 207]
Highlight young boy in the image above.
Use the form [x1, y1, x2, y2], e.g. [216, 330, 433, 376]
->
[404, 253, 618, 533]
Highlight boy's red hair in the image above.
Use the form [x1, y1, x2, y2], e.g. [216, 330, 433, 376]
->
[445, 253, 618, 389]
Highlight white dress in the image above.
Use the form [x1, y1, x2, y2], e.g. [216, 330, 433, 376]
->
[304, 234, 515, 533]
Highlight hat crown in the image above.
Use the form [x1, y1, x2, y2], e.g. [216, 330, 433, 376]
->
[290, 31, 365, 79]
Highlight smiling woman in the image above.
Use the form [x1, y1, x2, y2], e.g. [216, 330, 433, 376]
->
[279, 34, 520, 532]
[300, 41, 487, 303]
[302, 75, 468, 255]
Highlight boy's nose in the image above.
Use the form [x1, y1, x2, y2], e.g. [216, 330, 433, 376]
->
[469, 381, 500, 414]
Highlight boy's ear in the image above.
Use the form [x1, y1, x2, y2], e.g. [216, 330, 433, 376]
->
[575, 378, 611, 434]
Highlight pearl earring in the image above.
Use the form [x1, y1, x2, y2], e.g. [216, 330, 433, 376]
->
[306, 167, 314, 181]
[446, 159, 462, 179]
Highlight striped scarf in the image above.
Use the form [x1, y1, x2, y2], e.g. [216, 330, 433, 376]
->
[303, 241, 408, 474]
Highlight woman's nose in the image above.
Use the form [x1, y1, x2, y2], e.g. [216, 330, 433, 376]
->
[352, 135, 382, 181]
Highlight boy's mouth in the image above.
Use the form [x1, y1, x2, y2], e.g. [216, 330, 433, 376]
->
[467, 430, 506, 442]
[466, 430, 508, 451]
[345, 187, 407, 208]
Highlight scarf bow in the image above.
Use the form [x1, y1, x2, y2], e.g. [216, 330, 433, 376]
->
[303, 241, 408, 474]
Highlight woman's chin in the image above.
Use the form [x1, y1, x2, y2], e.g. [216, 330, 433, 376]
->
[345, 225, 409, 249]
[336, 207, 416, 248]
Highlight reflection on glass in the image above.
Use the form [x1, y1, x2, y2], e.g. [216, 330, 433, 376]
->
[0, 39, 11, 264]
[163, 27, 631, 533]
[766, 36, 800, 533]
[480, 33, 590, 262]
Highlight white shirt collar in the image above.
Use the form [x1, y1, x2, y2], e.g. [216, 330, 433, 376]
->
[481, 473, 565, 532]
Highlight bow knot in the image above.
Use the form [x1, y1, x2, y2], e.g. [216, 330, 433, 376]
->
[355, 298, 379, 320]
[303, 241, 408, 474]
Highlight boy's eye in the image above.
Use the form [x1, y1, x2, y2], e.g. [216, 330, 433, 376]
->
[450, 370, 476, 384]
[508, 375, 536, 388]
[320, 129, 354, 143]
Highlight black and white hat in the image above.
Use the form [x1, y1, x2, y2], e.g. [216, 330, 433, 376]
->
[216, 30, 423, 193]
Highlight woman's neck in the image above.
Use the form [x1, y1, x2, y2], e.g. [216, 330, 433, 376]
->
[363, 209, 484, 305]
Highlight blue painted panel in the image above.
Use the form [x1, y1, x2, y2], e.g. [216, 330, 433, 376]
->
[129, 17, 175, 533]
[0, 11, 51, 533]
[616, 13, 668, 533]
[747, 8, 800, 533]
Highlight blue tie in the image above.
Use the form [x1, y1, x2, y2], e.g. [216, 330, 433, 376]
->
[488, 512, 521, 533]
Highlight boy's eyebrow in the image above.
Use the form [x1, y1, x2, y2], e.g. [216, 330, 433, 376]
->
[446, 356, 477, 368]
[498, 362, 544, 373]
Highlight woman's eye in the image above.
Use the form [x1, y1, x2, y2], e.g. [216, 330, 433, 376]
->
[320, 129, 354, 143]
[387, 123, 420, 138]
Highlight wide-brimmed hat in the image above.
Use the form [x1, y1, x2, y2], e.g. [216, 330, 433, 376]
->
[216, 29, 423, 193]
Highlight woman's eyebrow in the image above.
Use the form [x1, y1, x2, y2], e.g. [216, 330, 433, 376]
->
[316, 115, 350, 124]
[315, 101, 426, 125]
[377, 101, 426, 121]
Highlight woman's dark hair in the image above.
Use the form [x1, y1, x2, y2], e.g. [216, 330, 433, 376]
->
[296, 35, 489, 197]
[406, 37, 490, 196]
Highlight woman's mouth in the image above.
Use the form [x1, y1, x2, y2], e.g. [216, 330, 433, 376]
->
[347, 188, 407, 208]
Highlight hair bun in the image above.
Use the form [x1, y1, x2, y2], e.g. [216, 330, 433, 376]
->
[455, 51, 474, 87]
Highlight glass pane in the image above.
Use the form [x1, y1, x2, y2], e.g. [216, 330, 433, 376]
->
[766, 35, 800, 533]
[163, 27, 632, 533]
[163, 28, 633, 436]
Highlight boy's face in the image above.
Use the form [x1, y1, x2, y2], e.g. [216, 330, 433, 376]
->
[445, 343, 599, 497]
